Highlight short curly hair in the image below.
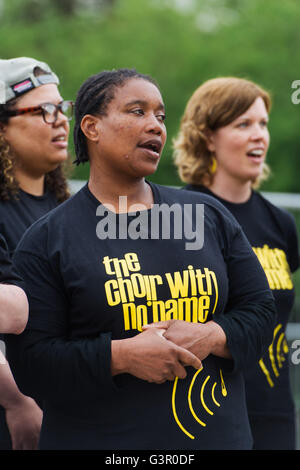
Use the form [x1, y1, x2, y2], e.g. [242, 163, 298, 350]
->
[173, 77, 272, 189]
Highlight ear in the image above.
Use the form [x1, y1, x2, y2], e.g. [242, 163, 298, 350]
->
[205, 129, 216, 153]
[80, 114, 101, 142]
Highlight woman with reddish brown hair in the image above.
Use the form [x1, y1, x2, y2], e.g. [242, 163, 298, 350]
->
[174, 77, 299, 449]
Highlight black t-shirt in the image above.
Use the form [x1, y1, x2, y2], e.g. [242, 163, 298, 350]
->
[8, 183, 276, 450]
[0, 188, 58, 255]
[0, 233, 22, 285]
[0, 188, 59, 422]
[0, 233, 24, 348]
[186, 184, 300, 419]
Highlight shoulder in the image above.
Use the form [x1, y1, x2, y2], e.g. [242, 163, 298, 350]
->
[15, 187, 87, 255]
[254, 191, 299, 240]
[253, 191, 294, 222]
[254, 191, 299, 271]
[0, 194, 17, 211]
[151, 183, 243, 238]
[152, 182, 233, 211]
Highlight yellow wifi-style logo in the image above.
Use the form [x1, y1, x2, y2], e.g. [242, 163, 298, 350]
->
[259, 323, 289, 387]
[171, 368, 227, 440]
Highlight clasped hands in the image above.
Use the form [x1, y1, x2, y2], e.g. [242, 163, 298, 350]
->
[111, 319, 229, 384]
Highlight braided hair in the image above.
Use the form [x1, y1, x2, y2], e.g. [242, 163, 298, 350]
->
[73, 68, 158, 165]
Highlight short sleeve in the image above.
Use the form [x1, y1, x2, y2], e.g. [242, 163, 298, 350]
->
[0, 233, 23, 285]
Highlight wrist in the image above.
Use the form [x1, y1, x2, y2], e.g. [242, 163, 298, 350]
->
[205, 321, 230, 358]
[111, 339, 130, 376]
[0, 387, 25, 411]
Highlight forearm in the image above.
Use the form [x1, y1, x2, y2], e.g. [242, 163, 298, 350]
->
[6, 330, 114, 402]
[214, 298, 276, 372]
[0, 285, 28, 334]
[0, 352, 25, 410]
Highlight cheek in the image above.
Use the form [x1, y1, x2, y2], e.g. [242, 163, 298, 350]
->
[6, 120, 48, 144]
[264, 131, 270, 148]
[215, 134, 245, 157]
[161, 128, 167, 147]
[118, 126, 141, 153]
[110, 122, 136, 142]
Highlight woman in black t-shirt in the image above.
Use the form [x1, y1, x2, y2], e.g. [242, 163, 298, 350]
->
[0, 56, 73, 449]
[173, 77, 300, 450]
[0, 57, 71, 254]
[7, 69, 276, 450]
[0, 233, 38, 450]
[0, 233, 28, 334]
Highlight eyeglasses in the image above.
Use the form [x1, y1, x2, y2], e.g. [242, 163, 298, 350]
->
[6, 100, 74, 124]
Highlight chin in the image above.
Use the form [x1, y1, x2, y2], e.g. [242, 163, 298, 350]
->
[132, 163, 159, 179]
[49, 153, 69, 166]
[249, 169, 264, 182]
[144, 161, 160, 175]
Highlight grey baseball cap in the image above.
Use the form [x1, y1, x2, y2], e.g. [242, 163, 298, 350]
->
[0, 57, 59, 104]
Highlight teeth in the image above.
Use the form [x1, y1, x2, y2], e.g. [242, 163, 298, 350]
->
[143, 144, 158, 153]
[249, 149, 263, 156]
[148, 144, 157, 151]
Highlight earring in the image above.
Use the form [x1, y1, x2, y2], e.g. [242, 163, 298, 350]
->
[209, 155, 217, 174]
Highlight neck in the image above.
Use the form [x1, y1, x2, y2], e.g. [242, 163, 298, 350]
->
[14, 169, 45, 196]
[208, 172, 252, 203]
[88, 170, 154, 213]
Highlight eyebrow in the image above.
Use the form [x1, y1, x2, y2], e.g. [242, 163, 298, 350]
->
[125, 99, 165, 111]
[236, 114, 269, 121]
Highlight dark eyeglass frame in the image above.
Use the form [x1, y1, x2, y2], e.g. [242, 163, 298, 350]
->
[5, 100, 74, 124]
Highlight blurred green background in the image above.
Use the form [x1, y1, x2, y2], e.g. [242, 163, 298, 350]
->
[1, 0, 300, 192]
[1, 0, 300, 448]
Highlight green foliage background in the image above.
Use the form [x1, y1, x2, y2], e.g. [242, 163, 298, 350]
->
[1, 0, 300, 192]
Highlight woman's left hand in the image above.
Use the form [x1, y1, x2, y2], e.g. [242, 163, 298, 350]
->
[143, 320, 231, 361]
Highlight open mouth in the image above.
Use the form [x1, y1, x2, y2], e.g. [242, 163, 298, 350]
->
[51, 135, 68, 149]
[246, 149, 265, 165]
[138, 139, 162, 157]
[52, 135, 67, 142]
[247, 149, 264, 158]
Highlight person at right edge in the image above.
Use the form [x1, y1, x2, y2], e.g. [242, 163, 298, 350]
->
[173, 77, 300, 450]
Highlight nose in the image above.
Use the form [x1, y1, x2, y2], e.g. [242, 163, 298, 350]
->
[53, 109, 69, 129]
[250, 122, 267, 141]
[146, 113, 165, 136]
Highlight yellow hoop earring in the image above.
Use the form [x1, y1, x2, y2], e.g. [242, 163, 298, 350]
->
[209, 156, 217, 174]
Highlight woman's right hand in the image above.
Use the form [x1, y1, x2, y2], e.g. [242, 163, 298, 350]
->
[111, 327, 202, 384]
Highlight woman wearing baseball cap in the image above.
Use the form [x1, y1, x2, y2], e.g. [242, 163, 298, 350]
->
[0, 57, 72, 449]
